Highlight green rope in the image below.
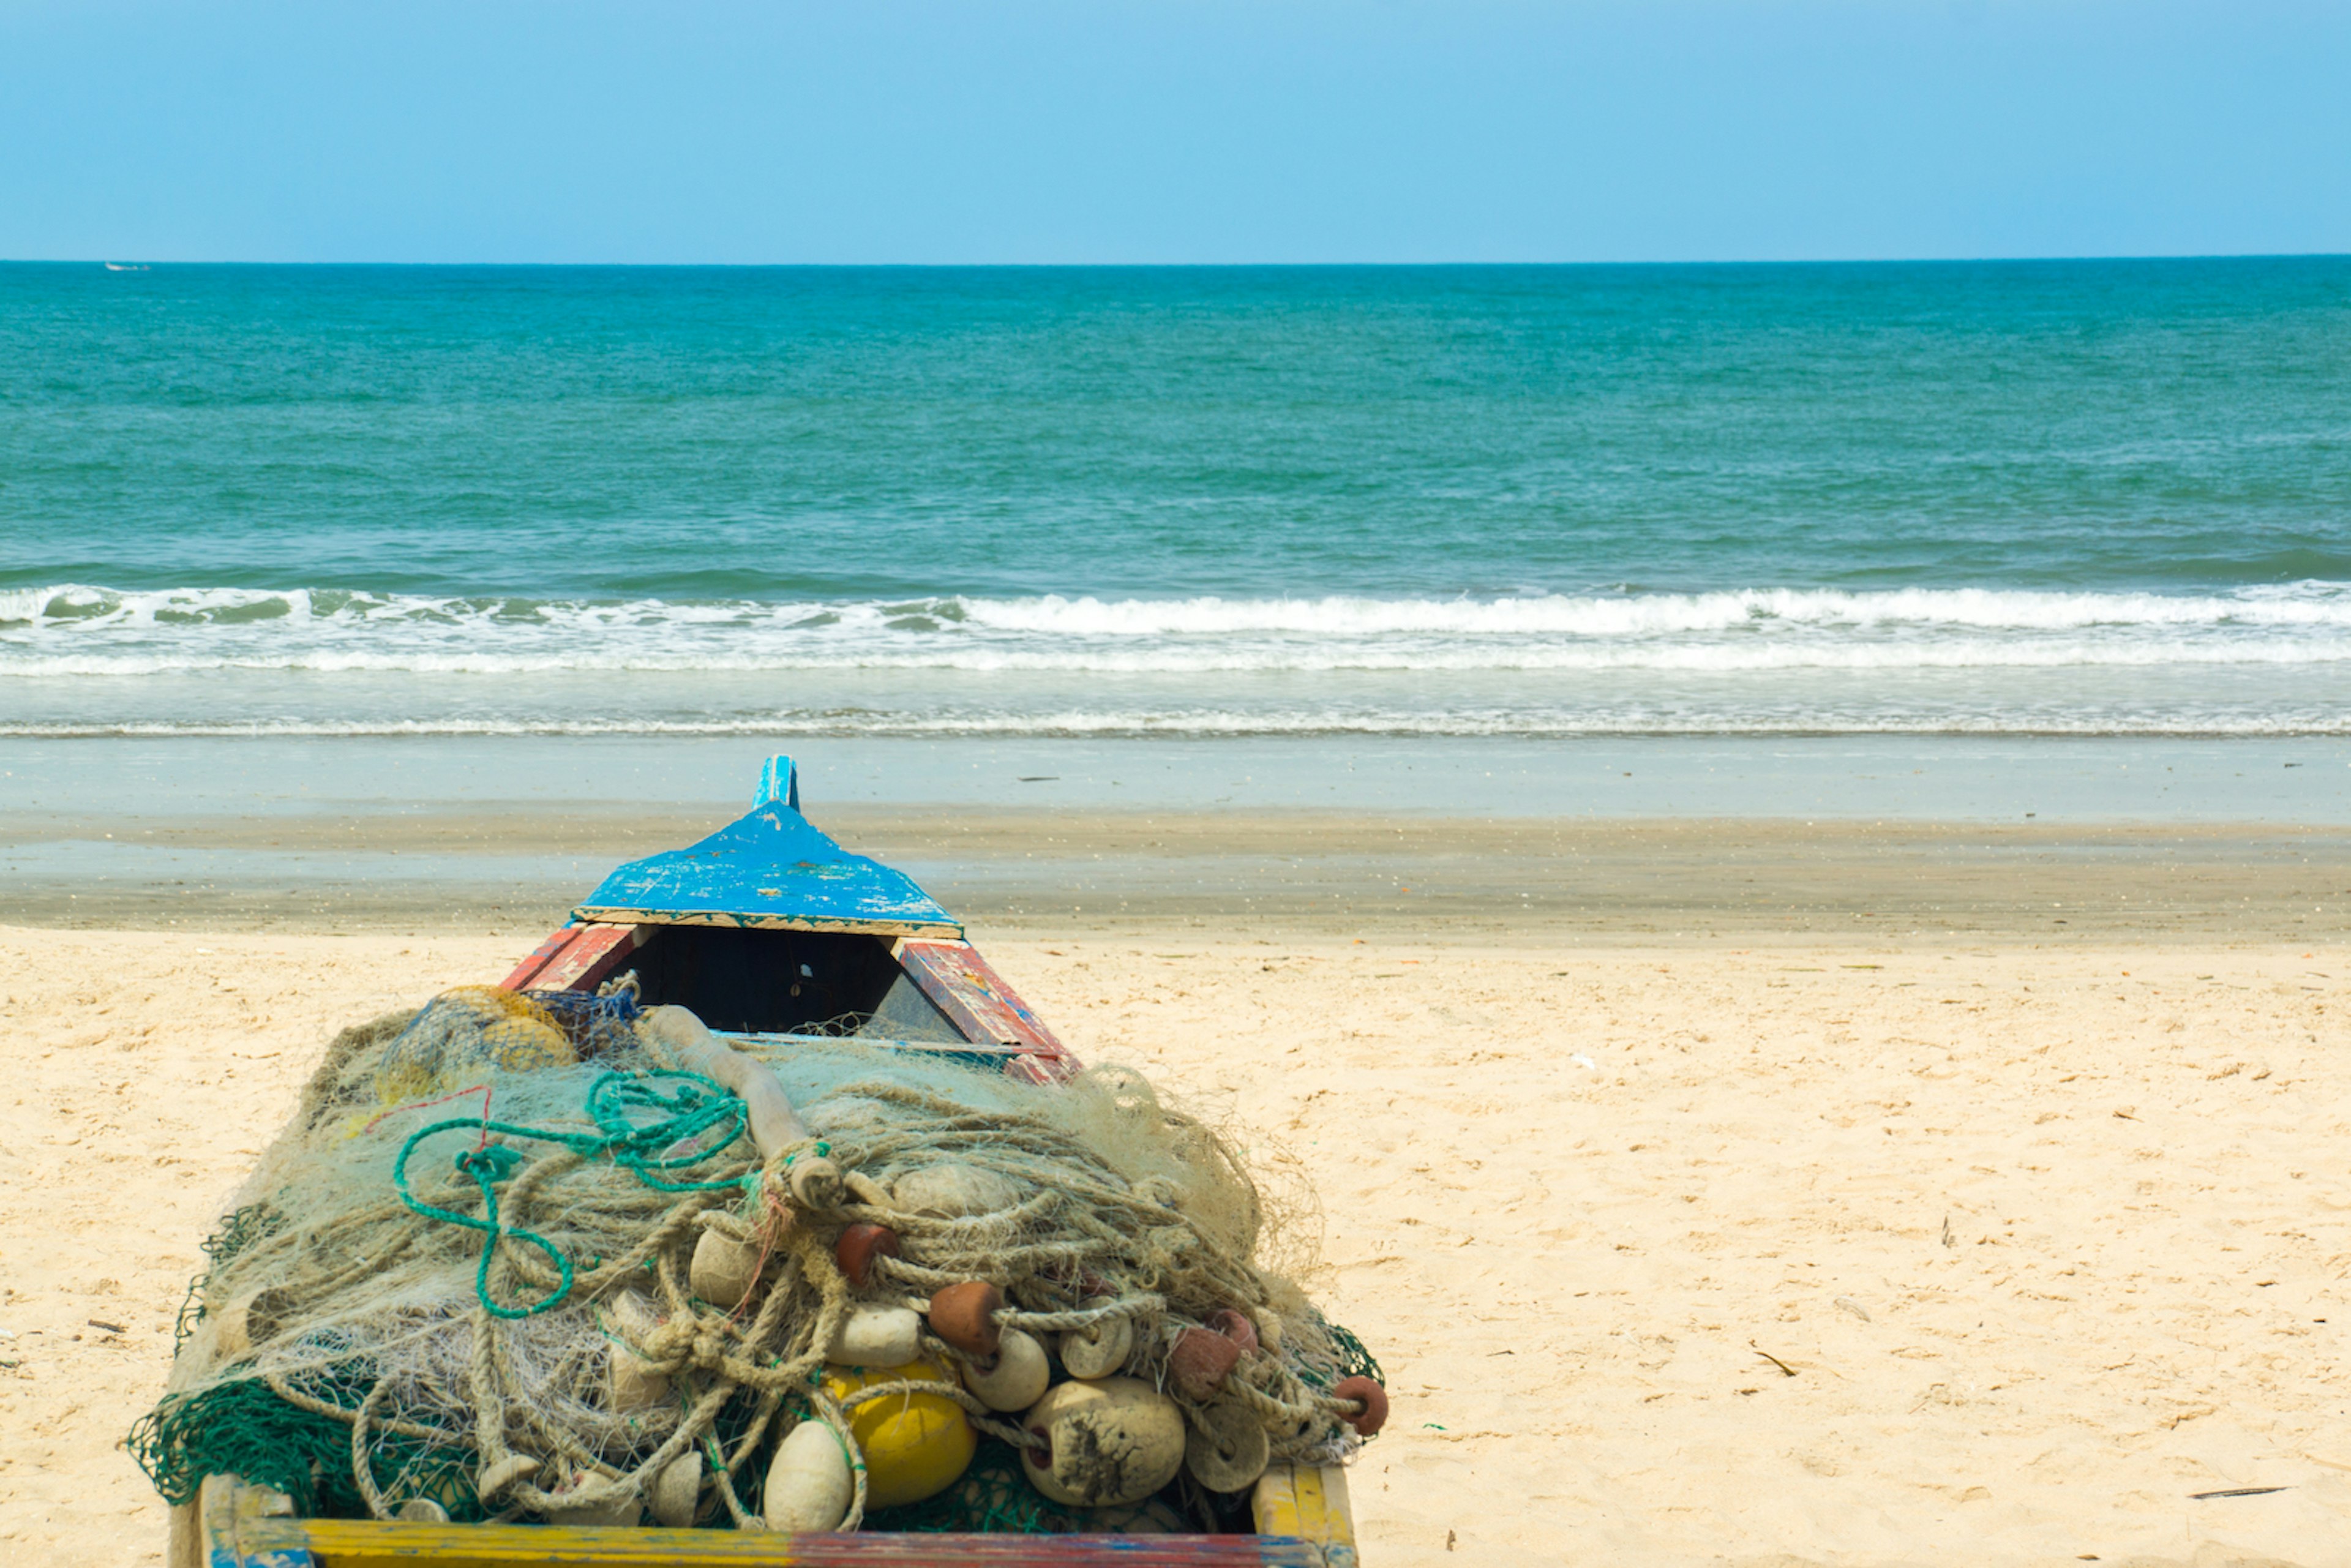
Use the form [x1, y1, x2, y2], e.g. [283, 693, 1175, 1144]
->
[583, 1071, 757, 1192]
[392, 1068, 749, 1319]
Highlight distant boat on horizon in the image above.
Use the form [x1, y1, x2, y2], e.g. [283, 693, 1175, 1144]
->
[103, 261, 149, 271]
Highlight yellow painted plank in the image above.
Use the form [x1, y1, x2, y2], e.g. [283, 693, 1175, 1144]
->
[1250, 1464, 1356, 1550]
[274, 1518, 1322, 1567]
[247, 1519, 781, 1567]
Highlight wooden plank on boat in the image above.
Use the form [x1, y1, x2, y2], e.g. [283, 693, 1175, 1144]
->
[1252, 1466, 1357, 1566]
[502, 924, 645, 992]
[896, 940, 1074, 1078]
[527, 923, 645, 992]
[568, 907, 960, 939]
[234, 1519, 1324, 1567]
[721, 1030, 1030, 1067]
[202, 1473, 304, 1568]
[1003, 1051, 1081, 1086]
[499, 928, 583, 990]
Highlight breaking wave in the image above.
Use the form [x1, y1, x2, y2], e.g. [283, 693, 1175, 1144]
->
[8, 582, 2351, 676]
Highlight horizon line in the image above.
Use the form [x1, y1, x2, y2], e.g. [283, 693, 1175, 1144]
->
[10, 252, 2351, 271]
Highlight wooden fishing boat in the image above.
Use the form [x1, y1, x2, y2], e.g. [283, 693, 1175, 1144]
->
[182, 756, 1361, 1568]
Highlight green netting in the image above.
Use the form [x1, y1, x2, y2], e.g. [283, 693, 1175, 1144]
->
[863, 1439, 1191, 1536]
[1326, 1319, 1386, 1390]
[173, 1204, 282, 1353]
[129, 1371, 484, 1518]
[867, 1440, 1089, 1534]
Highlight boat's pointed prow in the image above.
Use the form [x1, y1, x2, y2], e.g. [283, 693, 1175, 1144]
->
[753, 754, 800, 812]
[571, 757, 958, 938]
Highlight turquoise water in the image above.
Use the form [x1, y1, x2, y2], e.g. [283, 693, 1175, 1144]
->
[5, 258, 2351, 739]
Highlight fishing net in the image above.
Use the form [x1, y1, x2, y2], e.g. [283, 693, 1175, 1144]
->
[133, 983, 1377, 1533]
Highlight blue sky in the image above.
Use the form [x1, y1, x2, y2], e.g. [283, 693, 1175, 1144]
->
[2, 1, 2345, 264]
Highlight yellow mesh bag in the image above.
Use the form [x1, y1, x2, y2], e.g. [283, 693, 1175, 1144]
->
[375, 986, 576, 1103]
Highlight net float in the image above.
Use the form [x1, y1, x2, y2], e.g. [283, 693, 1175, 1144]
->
[822, 1303, 922, 1368]
[1332, 1375, 1388, 1435]
[209, 1286, 292, 1361]
[1168, 1325, 1242, 1400]
[1018, 1376, 1186, 1508]
[822, 1359, 976, 1508]
[688, 1229, 761, 1311]
[926, 1281, 1004, 1358]
[785, 1153, 841, 1210]
[1057, 1313, 1134, 1380]
[959, 1326, 1050, 1411]
[648, 1449, 702, 1528]
[474, 1454, 538, 1503]
[891, 1161, 1021, 1218]
[1206, 1308, 1258, 1355]
[604, 1289, 669, 1412]
[762, 1419, 853, 1532]
[833, 1222, 901, 1287]
[1184, 1400, 1271, 1493]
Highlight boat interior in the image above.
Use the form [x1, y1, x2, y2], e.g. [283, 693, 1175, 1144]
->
[618, 924, 967, 1041]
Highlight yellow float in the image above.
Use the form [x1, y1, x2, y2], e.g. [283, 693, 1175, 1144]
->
[820, 1357, 976, 1508]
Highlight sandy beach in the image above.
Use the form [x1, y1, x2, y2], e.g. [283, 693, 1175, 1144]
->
[4, 904, 2345, 1566]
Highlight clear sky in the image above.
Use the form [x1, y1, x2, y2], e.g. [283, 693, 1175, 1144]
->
[2, 0, 2345, 264]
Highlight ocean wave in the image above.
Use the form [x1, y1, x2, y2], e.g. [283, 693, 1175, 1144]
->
[7, 709, 2351, 740]
[9, 582, 2351, 676]
[12, 640, 2351, 677]
[12, 581, 2351, 634]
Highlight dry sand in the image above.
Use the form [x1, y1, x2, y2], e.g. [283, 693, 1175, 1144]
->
[2, 925, 2347, 1566]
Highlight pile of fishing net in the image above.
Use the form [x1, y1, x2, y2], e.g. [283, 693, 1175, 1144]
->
[132, 983, 1385, 1534]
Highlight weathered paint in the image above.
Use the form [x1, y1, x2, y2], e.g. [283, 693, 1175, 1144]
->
[501, 923, 643, 992]
[498, 927, 580, 990]
[572, 760, 960, 938]
[896, 939, 1078, 1084]
[895, 940, 1066, 1052]
[201, 1475, 307, 1568]
[1251, 1466, 1358, 1568]
[200, 1472, 1323, 1566]
[753, 755, 802, 811]
[1003, 1051, 1080, 1087]
[200, 1476, 1344, 1568]
[567, 906, 960, 938]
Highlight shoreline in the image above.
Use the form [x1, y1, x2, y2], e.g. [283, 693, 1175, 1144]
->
[3, 807, 2345, 945]
[7, 732, 2351, 822]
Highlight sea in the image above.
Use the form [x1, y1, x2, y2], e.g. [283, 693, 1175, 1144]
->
[6, 258, 2351, 820]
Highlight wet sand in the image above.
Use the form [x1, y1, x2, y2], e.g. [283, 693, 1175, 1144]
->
[4, 806, 2349, 945]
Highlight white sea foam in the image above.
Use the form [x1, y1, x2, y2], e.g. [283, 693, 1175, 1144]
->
[8, 582, 2351, 677]
[9, 583, 2351, 736]
[6, 708, 2350, 740]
